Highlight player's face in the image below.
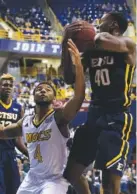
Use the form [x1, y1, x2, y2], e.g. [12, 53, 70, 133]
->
[99, 14, 113, 33]
[34, 84, 55, 106]
[0, 79, 13, 99]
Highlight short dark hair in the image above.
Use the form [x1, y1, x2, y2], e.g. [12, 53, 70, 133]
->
[33, 82, 56, 96]
[108, 12, 128, 34]
[0, 73, 15, 84]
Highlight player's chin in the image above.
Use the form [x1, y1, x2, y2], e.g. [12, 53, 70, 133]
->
[3, 93, 11, 98]
[36, 100, 51, 106]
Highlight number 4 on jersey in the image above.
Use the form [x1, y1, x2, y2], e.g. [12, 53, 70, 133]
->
[34, 144, 43, 163]
[95, 68, 111, 86]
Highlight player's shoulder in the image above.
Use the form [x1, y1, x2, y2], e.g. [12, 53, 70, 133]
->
[122, 36, 136, 51]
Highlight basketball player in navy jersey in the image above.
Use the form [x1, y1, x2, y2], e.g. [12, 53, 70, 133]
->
[0, 74, 28, 194]
[62, 12, 136, 194]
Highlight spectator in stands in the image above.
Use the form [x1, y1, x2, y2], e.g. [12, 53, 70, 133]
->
[4, 5, 52, 40]
[118, 4, 123, 12]
[48, 64, 57, 76]
[0, 0, 6, 17]
[120, 170, 130, 193]
[17, 159, 27, 183]
[86, 170, 95, 194]
[93, 170, 101, 194]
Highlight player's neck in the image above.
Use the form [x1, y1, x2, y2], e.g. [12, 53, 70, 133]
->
[0, 97, 11, 105]
[35, 104, 53, 122]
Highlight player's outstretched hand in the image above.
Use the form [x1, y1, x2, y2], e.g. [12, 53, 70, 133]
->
[67, 39, 82, 68]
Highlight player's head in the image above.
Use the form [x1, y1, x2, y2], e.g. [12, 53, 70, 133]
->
[34, 82, 56, 106]
[99, 12, 128, 35]
[0, 74, 15, 100]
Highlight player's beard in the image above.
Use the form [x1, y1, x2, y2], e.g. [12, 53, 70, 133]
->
[35, 100, 52, 107]
[0, 93, 12, 102]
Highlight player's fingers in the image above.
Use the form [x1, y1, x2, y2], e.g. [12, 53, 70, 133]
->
[68, 47, 79, 57]
[64, 23, 83, 31]
[64, 27, 82, 35]
[68, 39, 78, 49]
[66, 21, 91, 31]
[68, 39, 80, 54]
[67, 42, 79, 56]
[68, 39, 76, 46]
[68, 48, 74, 54]
[68, 48, 76, 60]
[68, 48, 80, 63]
[65, 22, 83, 29]
[67, 40, 76, 51]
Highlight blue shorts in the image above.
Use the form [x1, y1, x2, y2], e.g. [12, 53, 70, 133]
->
[0, 149, 20, 194]
[69, 106, 135, 177]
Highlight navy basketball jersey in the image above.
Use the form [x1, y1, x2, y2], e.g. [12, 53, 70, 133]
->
[83, 50, 135, 108]
[0, 100, 22, 149]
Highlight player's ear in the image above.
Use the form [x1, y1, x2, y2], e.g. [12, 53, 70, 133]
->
[109, 21, 118, 29]
[109, 21, 118, 33]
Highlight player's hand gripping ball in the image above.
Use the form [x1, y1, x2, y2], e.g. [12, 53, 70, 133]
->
[63, 20, 96, 52]
[61, 20, 96, 84]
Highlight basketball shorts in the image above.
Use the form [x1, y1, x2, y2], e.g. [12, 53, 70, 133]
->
[0, 149, 20, 194]
[69, 106, 134, 177]
[17, 172, 69, 194]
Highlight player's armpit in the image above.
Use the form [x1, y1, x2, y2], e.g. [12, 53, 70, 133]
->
[54, 109, 70, 138]
[94, 32, 135, 53]
[0, 119, 23, 139]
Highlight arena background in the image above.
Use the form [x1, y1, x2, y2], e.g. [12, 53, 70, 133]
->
[0, 0, 136, 193]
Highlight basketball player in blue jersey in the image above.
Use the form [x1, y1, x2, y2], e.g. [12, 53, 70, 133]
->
[0, 74, 28, 194]
[62, 12, 136, 194]
[0, 40, 86, 194]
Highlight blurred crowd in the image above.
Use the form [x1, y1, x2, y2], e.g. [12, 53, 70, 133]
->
[0, 1, 59, 42]
[0, 0, 134, 43]
[5, 6, 52, 35]
[58, 1, 133, 26]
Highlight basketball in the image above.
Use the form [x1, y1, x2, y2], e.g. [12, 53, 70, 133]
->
[72, 21, 96, 52]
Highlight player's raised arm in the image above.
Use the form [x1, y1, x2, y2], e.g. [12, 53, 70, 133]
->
[55, 39, 85, 124]
[94, 32, 136, 54]
[0, 120, 23, 139]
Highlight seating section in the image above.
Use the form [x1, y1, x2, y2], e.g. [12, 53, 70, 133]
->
[57, 2, 132, 26]
[5, 7, 51, 36]
[0, 0, 135, 42]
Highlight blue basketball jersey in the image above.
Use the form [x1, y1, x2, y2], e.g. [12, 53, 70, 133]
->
[0, 100, 22, 149]
[82, 50, 135, 109]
